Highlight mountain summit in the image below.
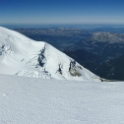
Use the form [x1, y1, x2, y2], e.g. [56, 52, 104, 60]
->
[0, 27, 101, 81]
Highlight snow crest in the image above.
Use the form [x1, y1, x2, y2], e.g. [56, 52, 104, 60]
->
[0, 27, 101, 81]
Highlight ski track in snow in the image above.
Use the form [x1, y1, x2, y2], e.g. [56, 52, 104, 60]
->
[0, 74, 124, 124]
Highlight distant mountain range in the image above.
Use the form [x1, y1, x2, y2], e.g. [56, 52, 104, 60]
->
[92, 27, 124, 33]
[72, 32, 124, 58]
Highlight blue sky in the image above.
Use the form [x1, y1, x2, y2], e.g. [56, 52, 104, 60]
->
[0, 0, 124, 25]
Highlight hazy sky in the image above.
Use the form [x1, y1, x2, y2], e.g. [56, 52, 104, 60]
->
[0, 0, 124, 25]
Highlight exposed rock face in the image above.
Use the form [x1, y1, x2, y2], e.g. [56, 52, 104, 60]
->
[69, 60, 82, 77]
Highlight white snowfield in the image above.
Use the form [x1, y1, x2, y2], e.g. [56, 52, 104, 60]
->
[0, 26, 101, 81]
[0, 74, 124, 124]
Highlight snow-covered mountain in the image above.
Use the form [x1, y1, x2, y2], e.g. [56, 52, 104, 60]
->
[0, 27, 101, 81]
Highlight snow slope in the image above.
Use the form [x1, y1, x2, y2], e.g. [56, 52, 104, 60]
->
[0, 27, 101, 81]
[0, 74, 124, 124]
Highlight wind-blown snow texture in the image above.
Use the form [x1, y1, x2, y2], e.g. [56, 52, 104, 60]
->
[0, 27, 100, 81]
[0, 74, 124, 124]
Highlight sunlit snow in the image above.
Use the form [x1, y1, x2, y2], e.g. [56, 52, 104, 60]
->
[0, 74, 124, 124]
[0, 27, 100, 81]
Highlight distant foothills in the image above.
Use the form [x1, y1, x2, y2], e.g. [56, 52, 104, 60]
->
[13, 27, 124, 81]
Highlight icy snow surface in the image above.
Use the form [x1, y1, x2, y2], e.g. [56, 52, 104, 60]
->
[0, 74, 124, 124]
[0, 27, 100, 81]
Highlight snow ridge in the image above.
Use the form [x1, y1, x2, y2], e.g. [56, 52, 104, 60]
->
[0, 26, 101, 81]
